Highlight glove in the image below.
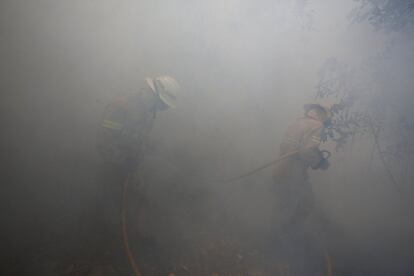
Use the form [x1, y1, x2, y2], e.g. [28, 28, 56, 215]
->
[318, 158, 330, 170]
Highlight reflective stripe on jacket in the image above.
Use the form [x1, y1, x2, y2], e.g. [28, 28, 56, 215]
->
[101, 119, 123, 130]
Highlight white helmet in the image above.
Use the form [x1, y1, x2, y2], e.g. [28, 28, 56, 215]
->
[146, 75, 180, 108]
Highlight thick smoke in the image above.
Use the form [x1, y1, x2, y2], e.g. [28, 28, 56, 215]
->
[1, 0, 413, 275]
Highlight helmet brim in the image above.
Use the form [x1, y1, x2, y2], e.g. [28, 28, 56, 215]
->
[147, 76, 178, 109]
[159, 93, 176, 109]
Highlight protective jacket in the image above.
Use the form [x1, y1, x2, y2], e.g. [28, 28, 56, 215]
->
[274, 117, 324, 179]
[96, 87, 156, 166]
[272, 116, 325, 229]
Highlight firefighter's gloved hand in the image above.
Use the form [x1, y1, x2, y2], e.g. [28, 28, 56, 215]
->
[318, 158, 330, 170]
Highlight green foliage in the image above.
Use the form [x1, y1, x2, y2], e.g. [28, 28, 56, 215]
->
[350, 0, 414, 33]
[315, 58, 373, 150]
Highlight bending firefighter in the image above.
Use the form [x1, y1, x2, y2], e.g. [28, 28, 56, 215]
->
[94, 76, 180, 275]
[272, 102, 333, 276]
[97, 75, 179, 169]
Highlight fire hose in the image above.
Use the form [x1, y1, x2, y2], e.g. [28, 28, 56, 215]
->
[120, 148, 332, 276]
[214, 150, 300, 184]
[212, 148, 331, 184]
[118, 150, 296, 276]
[121, 173, 142, 276]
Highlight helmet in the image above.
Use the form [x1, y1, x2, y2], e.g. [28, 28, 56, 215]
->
[146, 76, 180, 108]
[304, 101, 334, 122]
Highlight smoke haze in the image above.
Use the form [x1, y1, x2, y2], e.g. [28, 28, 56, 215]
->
[1, 0, 414, 275]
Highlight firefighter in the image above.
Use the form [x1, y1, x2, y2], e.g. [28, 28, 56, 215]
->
[94, 75, 180, 245]
[271, 102, 333, 276]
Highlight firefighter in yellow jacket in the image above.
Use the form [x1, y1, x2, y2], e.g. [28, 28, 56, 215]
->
[273, 102, 332, 227]
[272, 102, 333, 276]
